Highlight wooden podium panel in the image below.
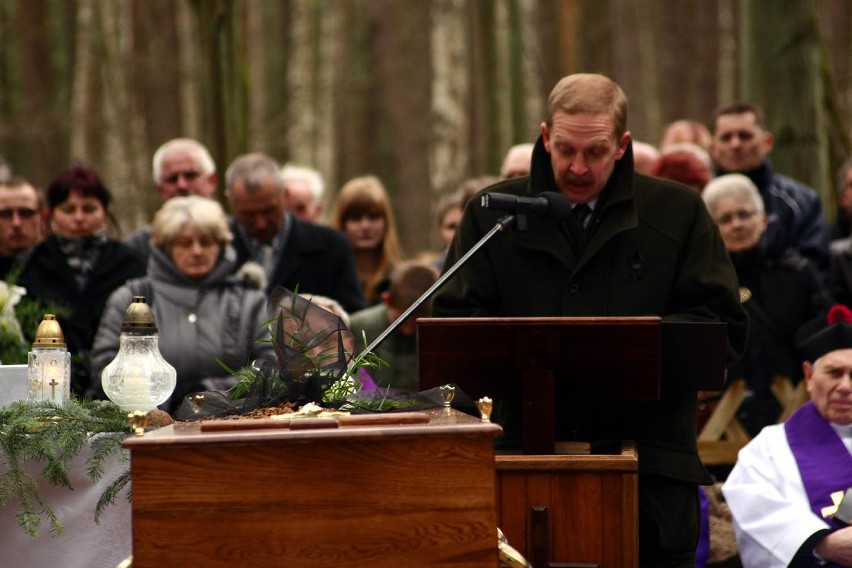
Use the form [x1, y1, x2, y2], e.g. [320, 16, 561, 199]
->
[124, 409, 502, 568]
[419, 317, 726, 454]
[496, 443, 638, 568]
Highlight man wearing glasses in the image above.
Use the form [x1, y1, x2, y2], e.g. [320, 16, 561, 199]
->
[0, 176, 44, 277]
[125, 138, 218, 260]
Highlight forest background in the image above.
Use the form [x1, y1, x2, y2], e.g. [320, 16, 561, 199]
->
[1, 0, 851, 256]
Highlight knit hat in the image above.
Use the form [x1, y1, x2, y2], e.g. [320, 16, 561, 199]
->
[796, 305, 852, 362]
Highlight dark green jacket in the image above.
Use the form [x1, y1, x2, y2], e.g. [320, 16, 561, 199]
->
[432, 138, 748, 483]
[350, 303, 418, 392]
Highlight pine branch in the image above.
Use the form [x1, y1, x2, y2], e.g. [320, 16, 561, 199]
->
[94, 468, 132, 523]
[0, 398, 133, 537]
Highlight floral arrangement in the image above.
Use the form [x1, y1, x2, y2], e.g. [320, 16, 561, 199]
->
[0, 280, 28, 364]
[175, 287, 431, 419]
[0, 276, 67, 364]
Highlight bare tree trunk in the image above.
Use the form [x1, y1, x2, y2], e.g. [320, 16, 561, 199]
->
[634, 0, 662, 142]
[519, 0, 544, 143]
[314, 4, 340, 208]
[577, 1, 612, 79]
[716, 0, 738, 110]
[244, 0, 268, 152]
[97, 1, 149, 236]
[817, 0, 852, 213]
[286, 0, 316, 168]
[333, 0, 371, 191]
[177, 0, 203, 139]
[430, 0, 470, 218]
[17, 0, 62, 181]
[491, 0, 511, 160]
[367, 0, 433, 257]
[193, 0, 234, 180]
[0, 3, 8, 171]
[70, 0, 97, 161]
[134, 1, 181, 153]
[286, 0, 339, 196]
[466, 0, 493, 176]
[741, 0, 833, 202]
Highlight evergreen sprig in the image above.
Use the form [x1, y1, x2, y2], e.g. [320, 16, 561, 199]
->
[0, 398, 134, 537]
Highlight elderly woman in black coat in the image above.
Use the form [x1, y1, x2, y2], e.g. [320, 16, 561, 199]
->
[702, 174, 832, 435]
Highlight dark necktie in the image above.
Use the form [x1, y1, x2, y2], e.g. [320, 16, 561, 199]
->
[568, 204, 591, 253]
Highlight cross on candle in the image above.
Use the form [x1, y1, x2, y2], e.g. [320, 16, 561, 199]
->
[41, 358, 65, 403]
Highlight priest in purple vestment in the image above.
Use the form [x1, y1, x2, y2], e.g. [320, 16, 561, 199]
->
[723, 305, 852, 567]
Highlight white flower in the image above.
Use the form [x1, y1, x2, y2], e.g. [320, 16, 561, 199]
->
[0, 282, 26, 342]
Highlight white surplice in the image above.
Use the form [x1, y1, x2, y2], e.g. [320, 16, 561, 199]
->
[722, 423, 840, 567]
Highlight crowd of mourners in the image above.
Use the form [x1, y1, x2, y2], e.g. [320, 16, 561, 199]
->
[1, 101, 845, 431]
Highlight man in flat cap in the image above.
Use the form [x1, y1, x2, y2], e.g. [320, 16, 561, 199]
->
[723, 305, 852, 567]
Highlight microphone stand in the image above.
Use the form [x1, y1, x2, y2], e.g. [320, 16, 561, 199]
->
[346, 212, 519, 376]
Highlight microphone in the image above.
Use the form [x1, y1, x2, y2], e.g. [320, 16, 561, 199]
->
[347, 190, 562, 374]
[481, 191, 574, 220]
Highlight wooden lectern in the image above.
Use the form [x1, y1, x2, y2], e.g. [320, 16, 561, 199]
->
[418, 316, 727, 567]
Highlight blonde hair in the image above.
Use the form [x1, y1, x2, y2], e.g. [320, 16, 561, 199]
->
[332, 175, 403, 303]
[151, 195, 232, 248]
[546, 73, 628, 138]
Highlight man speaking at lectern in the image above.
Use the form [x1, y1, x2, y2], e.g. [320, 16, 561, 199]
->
[432, 73, 748, 567]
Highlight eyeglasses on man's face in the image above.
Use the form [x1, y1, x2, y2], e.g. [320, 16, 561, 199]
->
[715, 209, 757, 226]
[0, 207, 38, 220]
[163, 170, 201, 185]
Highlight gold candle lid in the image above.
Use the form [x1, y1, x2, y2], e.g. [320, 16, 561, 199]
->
[121, 296, 158, 334]
[32, 314, 66, 349]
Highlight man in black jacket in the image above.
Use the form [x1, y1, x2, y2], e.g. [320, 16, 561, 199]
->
[710, 101, 830, 271]
[434, 73, 747, 568]
[224, 152, 365, 313]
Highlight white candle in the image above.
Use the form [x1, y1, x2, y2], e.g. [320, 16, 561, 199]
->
[123, 369, 151, 410]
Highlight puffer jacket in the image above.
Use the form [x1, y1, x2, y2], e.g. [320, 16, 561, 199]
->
[90, 244, 274, 412]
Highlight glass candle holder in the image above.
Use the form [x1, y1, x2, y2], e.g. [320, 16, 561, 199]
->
[27, 314, 71, 404]
[28, 347, 71, 404]
[102, 296, 176, 412]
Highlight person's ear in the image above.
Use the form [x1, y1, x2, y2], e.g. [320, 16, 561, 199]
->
[762, 130, 774, 154]
[541, 122, 551, 153]
[205, 172, 218, 196]
[803, 361, 815, 394]
[615, 131, 631, 160]
[381, 291, 392, 307]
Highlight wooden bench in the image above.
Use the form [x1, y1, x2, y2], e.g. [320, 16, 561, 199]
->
[697, 376, 808, 466]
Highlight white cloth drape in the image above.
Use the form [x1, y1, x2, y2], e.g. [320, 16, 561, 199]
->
[0, 441, 132, 568]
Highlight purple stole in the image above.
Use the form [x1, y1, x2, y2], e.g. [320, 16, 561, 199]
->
[785, 401, 852, 529]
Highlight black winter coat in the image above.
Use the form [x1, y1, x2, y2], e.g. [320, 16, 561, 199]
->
[18, 235, 147, 394]
[433, 138, 748, 483]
